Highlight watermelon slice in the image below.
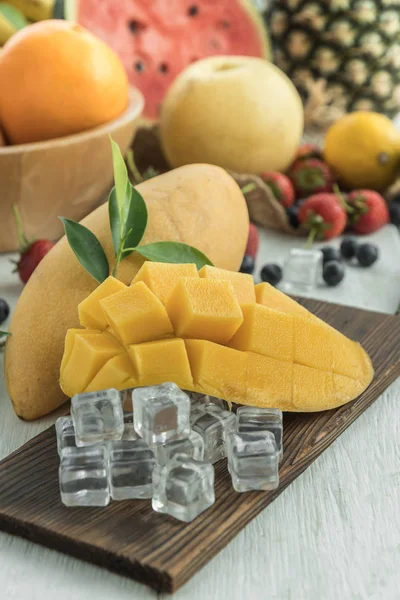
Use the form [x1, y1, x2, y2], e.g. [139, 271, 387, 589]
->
[65, 0, 269, 120]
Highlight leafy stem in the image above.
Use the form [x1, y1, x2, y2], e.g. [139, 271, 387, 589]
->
[60, 138, 213, 282]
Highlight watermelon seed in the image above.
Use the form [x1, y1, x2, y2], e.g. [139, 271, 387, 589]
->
[188, 5, 199, 16]
[134, 60, 145, 72]
[128, 20, 146, 34]
[159, 63, 169, 74]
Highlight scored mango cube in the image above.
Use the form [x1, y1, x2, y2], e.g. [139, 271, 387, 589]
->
[229, 303, 294, 362]
[132, 262, 199, 304]
[246, 352, 292, 409]
[199, 265, 256, 305]
[128, 338, 193, 390]
[185, 339, 247, 403]
[85, 352, 137, 393]
[78, 276, 127, 330]
[166, 277, 243, 344]
[100, 281, 173, 345]
[292, 364, 334, 411]
[60, 328, 100, 375]
[255, 282, 311, 318]
[60, 333, 124, 398]
[294, 316, 334, 372]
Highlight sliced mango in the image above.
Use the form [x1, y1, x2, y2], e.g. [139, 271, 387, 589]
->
[132, 262, 199, 304]
[185, 339, 247, 403]
[85, 352, 137, 393]
[60, 267, 374, 412]
[229, 304, 294, 362]
[165, 277, 243, 344]
[128, 338, 193, 389]
[255, 282, 312, 318]
[100, 281, 173, 345]
[199, 265, 256, 305]
[60, 333, 123, 398]
[246, 353, 293, 409]
[78, 276, 127, 330]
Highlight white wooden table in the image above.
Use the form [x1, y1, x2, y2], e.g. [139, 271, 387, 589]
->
[1, 226, 399, 600]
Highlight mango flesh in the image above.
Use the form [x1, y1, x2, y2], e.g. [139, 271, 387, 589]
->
[199, 265, 256, 305]
[132, 262, 199, 304]
[165, 278, 243, 344]
[78, 277, 127, 330]
[60, 265, 374, 412]
[100, 281, 173, 345]
[5, 164, 249, 420]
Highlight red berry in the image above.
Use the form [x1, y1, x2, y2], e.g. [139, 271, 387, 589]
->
[298, 193, 347, 241]
[293, 144, 323, 163]
[347, 190, 389, 234]
[260, 172, 295, 208]
[245, 223, 259, 260]
[17, 240, 54, 284]
[288, 158, 334, 197]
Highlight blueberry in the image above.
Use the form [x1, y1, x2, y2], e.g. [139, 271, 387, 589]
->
[240, 254, 255, 275]
[260, 263, 283, 286]
[0, 298, 9, 326]
[356, 243, 379, 267]
[321, 246, 342, 264]
[389, 203, 400, 226]
[323, 260, 345, 286]
[340, 237, 358, 260]
[286, 206, 299, 229]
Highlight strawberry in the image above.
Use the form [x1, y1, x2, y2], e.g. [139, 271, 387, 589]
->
[293, 143, 323, 163]
[298, 193, 347, 241]
[260, 172, 295, 208]
[347, 190, 389, 234]
[288, 158, 334, 198]
[245, 223, 259, 260]
[12, 205, 54, 284]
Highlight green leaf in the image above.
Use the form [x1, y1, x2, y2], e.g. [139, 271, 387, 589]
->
[0, 3, 28, 30]
[136, 242, 213, 270]
[108, 187, 121, 257]
[60, 218, 109, 283]
[110, 138, 130, 225]
[0, 331, 10, 337]
[121, 187, 148, 259]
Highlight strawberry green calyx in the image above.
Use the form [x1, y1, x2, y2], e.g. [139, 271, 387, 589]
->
[13, 204, 30, 253]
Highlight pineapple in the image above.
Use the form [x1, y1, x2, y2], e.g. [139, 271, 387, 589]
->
[267, 0, 400, 125]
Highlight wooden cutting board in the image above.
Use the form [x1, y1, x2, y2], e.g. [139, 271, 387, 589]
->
[0, 299, 399, 594]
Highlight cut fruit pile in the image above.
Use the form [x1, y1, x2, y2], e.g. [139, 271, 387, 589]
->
[60, 263, 374, 412]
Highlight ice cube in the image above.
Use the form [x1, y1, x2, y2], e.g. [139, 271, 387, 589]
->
[282, 248, 323, 294]
[71, 389, 124, 446]
[133, 383, 190, 445]
[108, 439, 156, 500]
[55, 416, 76, 456]
[59, 446, 109, 507]
[192, 407, 236, 464]
[226, 431, 279, 492]
[152, 453, 215, 522]
[236, 407, 283, 460]
[155, 430, 205, 466]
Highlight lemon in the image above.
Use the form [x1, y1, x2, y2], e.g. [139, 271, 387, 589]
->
[324, 112, 400, 191]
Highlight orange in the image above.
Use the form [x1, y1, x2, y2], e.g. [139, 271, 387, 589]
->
[0, 20, 129, 145]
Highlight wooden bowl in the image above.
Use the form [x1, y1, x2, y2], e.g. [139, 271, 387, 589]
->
[0, 87, 144, 252]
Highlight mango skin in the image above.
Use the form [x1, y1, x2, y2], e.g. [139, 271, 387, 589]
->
[5, 163, 249, 420]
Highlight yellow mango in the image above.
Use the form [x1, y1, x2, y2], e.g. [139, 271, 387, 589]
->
[294, 317, 335, 372]
[6, 164, 248, 420]
[229, 304, 294, 362]
[185, 339, 247, 403]
[132, 262, 198, 304]
[100, 281, 173, 346]
[60, 328, 100, 375]
[292, 364, 334, 411]
[85, 352, 137, 393]
[199, 265, 256, 305]
[128, 338, 193, 389]
[255, 282, 312, 318]
[60, 333, 123, 398]
[78, 276, 127, 330]
[246, 353, 293, 409]
[166, 278, 243, 344]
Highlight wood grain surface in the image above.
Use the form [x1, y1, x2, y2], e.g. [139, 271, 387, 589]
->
[0, 299, 399, 594]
